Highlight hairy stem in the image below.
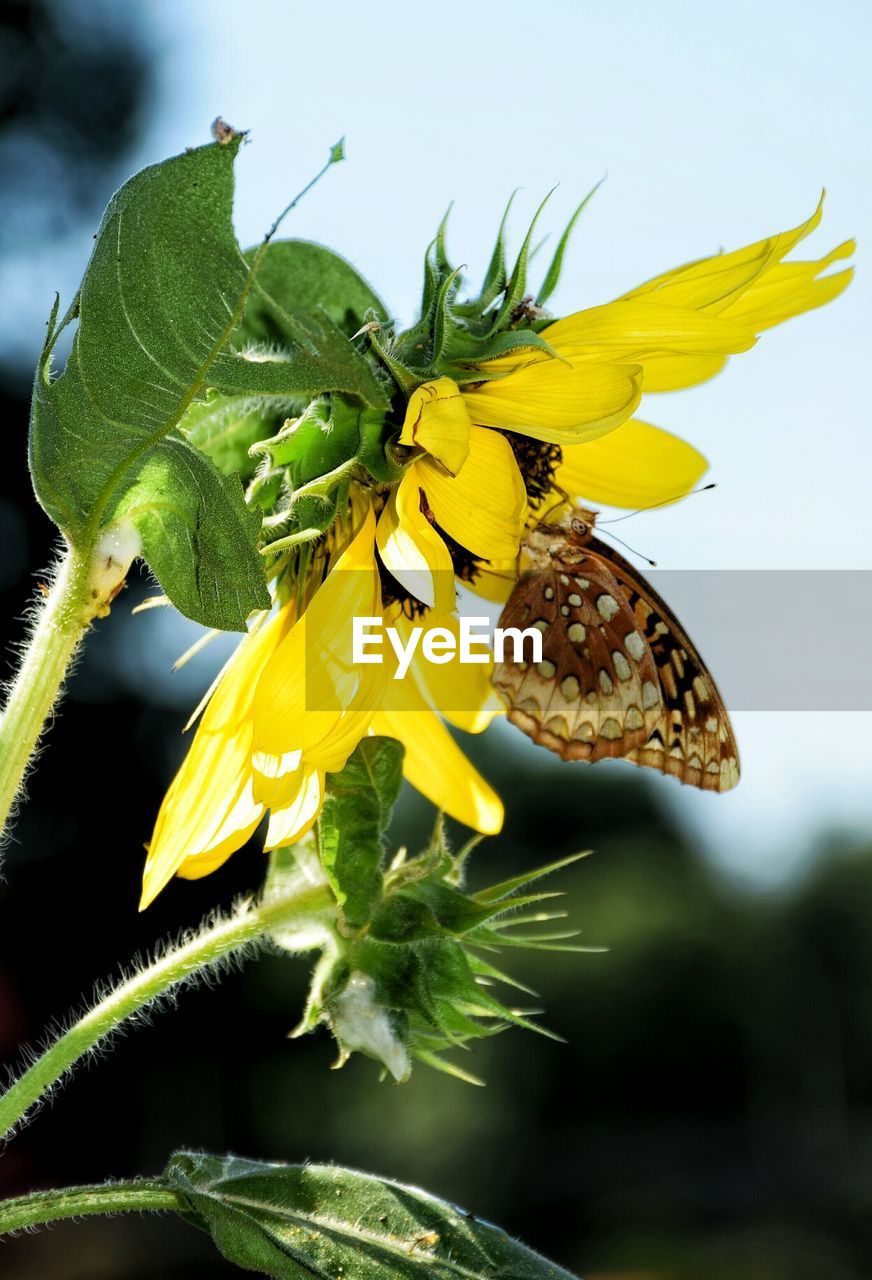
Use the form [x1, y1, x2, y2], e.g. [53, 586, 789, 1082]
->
[0, 1179, 182, 1237]
[0, 883, 332, 1140]
[0, 525, 139, 844]
[0, 544, 92, 840]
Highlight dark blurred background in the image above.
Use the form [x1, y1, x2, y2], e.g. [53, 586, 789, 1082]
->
[2, 4, 872, 1279]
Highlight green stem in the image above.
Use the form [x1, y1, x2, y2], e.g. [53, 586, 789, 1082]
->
[0, 883, 332, 1140]
[0, 1180, 182, 1237]
[0, 544, 93, 839]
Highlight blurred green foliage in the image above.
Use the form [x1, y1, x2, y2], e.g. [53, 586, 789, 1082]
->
[3, 656, 872, 1280]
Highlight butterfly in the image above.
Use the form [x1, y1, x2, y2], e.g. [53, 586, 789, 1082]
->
[491, 507, 739, 792]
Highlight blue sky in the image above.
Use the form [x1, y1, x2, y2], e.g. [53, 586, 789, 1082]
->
[17, 0, 872, 884]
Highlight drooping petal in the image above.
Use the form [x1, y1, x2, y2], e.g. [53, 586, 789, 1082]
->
[399, 377, 472, 475]
[421, 425, 527, 561]
[555, 418, 708, 509]
[462, 359, 643, 445]
[372, 685, 503, 834]
[375, 468, 457, 615]
[140, 610, 292, 908]
[253, 506, 385, 759]
[146, 768, 263, 897]
[250, 747, 303, 808]
[264, 768, 324, 850]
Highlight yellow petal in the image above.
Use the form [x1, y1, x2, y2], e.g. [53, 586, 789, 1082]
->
[555, 418, 708, 509]
[148, 768, 262, 895]
[721, 243, 854, 331]
[621, 196, 825, 312]
[140, 610, 292, 908]
[636, 352, 728, 393]
[250, 747, 303, 808]
[375, 469, 457, 615]
[253, 507, 385, 758]
[421, 425, 527, 561]
[399, 377, 471, 475]
[372, 692, 503, 835]
[264, 768, 324, 849]
[541, 299, 756, 360]
[391, 611, 503, 734]
[462, 359, 643, 445]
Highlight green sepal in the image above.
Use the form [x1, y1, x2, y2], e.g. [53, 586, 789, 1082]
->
[536, 178, 603, 306]
[317, 738, 405, 930]
[256, 398, 358, 484]
[429, 265, 466, 370]
[463, 188, 518, 314]
[433, 203, 454, 276]
[165, 1152, 580, 1280]
[441, 326, 562, 382]
[245, 466, 286, 513]
[356, 409, 407, 484]
[487, 188, 556, 332]
[232, 239, 390, 407]
[416, 239, 442, 342]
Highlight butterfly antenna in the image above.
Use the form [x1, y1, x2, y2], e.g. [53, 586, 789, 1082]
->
[596, 527, 657, 566]
[600, 483, 717, 525]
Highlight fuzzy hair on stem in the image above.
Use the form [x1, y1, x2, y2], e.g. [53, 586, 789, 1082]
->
[0, 880, 333, 1142]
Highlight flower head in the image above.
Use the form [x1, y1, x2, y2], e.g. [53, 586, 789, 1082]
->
[146, 186, 852, 903]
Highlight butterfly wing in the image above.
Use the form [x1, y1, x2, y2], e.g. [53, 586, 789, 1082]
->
[492, 548, 667, 762]
[586, 536, 740, 792]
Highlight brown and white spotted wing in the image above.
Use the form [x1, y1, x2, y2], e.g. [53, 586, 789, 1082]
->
[492, 553, 666, 763]
[588, 536, 740, 792]
[492, 509, 740, 793]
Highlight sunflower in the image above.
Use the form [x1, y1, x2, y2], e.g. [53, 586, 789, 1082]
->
[141, 505, 502, 908]
[144, 194, 852, 904]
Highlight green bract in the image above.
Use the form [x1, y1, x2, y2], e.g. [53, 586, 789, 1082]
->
[264, 738, 596, 1086]
[375, 183, 602, 385]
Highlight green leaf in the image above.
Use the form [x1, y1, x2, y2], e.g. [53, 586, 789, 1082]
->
[166, 1153, 581, 1280]
[209, 306, 388, 405]
[239, 239, 390, 346]
[111, 435, 270, 628]
[31, 344, 269, 628]
[318, 737, 404, 929]
[29, 138, 373, 629]
[31, 141, 247, 536]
